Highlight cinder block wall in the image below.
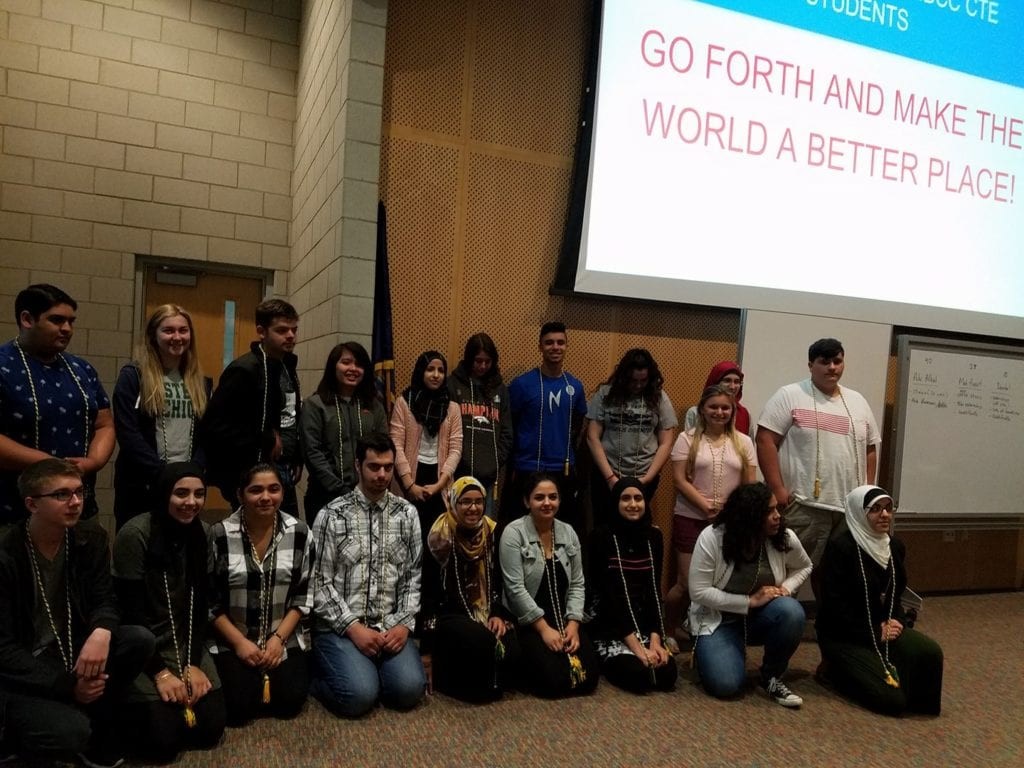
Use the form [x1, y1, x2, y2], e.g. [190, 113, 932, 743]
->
[0, 0, 302, 527]
[290, 0, 386, 383]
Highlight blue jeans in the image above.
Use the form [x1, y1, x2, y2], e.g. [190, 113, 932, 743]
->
[311, 632, 426, 717]
[694, 596, 805, 698]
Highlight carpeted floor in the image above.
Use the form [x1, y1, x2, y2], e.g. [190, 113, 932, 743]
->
[17, 592, 1024, 767]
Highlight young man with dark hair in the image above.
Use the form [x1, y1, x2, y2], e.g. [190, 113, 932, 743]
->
[310, 432, 426, 717]
[202, 298, 302, 513]
[756, 338, 881, 585]
[505, 322, 588, 530]
[0, 459, 153, 767]
[0, 285, 115, 524]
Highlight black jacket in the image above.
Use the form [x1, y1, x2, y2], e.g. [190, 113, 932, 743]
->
[0, 523, 119, 702]
[201, 342, 301, 490]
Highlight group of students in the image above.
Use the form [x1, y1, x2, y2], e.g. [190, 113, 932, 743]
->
[0, 284, 944, 767]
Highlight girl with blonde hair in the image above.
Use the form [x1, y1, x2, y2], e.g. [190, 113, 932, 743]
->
[113, 304, 211, 529]
[664, 383, 757, 651]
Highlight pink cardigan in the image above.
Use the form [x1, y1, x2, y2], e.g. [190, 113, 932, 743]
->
[389, 396, 463, 495]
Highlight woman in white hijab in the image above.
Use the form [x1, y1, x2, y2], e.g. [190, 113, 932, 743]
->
[815, 485, 943, 716]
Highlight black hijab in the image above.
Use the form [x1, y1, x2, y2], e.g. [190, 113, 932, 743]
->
[403, 351, 450, 437]
[608, 476, 651, 549]
[147, 461, 208, 588]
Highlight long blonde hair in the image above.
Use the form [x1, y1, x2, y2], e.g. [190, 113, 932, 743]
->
[138, 304, 208, 418]
[686, 384, 749, 481]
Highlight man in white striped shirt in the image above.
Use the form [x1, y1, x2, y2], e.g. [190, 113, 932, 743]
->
[309, 432, 426, 717]
[756, 338, 881, 587]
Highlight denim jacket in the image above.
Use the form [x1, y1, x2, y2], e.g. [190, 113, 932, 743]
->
[499, 515, 584, 625]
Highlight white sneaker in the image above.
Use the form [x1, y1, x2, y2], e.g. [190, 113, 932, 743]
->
[762, 676, 803, 708]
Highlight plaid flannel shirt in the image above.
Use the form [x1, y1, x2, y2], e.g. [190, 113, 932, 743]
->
[208, 510, 314, 654]
[311, 486, 421, 635]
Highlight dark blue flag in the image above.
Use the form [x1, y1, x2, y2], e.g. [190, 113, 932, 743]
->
[372, 200, 396, 414]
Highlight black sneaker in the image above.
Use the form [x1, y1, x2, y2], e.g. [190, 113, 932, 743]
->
[78, 746, 126, 768]
[762, 676, 803, 708]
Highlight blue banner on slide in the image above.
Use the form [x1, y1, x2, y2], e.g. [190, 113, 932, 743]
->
[695, 0, 1023, 88]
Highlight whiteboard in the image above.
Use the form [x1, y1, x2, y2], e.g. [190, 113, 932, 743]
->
[892, 336, 1024, 517]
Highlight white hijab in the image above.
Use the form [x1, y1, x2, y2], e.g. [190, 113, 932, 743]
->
[844, 485, 892, 568]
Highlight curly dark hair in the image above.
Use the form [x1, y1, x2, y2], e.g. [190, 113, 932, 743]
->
[714, 482, 790, 563]
[602, 348, 664, 409]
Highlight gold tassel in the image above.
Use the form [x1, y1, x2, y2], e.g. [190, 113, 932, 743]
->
[184, 705, 197, 728]
[884, 663, 900, 688]
[813, 477, 821, 499]
[567, 652, 586, 688]
[563, 459, 570, 477]
[492, 482, 498, 501]
[262, 673, 271, 703]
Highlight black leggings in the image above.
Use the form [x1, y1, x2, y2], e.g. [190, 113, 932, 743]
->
[602, 651, 677, 694]
[126, 689, 226, 764]
[517, 625, 600, 698]
[213, 649, 310, 725]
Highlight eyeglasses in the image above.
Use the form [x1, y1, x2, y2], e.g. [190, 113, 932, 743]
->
[456, 498, 485, 509]
[33, 487, 86, 503]
[867, 502, 895, 515]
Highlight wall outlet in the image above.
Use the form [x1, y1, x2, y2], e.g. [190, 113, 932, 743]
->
[942, 530, 955, 542]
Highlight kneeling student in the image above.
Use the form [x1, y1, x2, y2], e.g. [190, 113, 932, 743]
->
[0, 459, 154, 767]
[310, 433, 427, 717]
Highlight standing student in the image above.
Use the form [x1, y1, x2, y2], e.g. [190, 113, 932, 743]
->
[448, 333, 513, 518]
[202, 299, 302, 514]
[209, 464, 314, 726]
[664, 384, 757, 651]
[586, 348, 677, 524]
[390, 351, 463, 539]
[506, 322, 588, 531]
[683, 361, 751, 436]
[310, 433, 426, 718]
[0, 285, 115, 525]
[113, 304, 212, 530]
[300, 342, 387, 524]
[112, 463, 225, 763]
[0, 459, 153, 768]
[756, 338, 880, 584]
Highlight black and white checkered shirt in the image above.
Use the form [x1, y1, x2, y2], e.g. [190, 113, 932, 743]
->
[311, 486, 421, 636]
[208, 510, 314, 654]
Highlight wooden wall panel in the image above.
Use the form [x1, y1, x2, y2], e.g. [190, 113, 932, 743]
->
[469, 0, 589, 156]
[381, 0, 467, 136]
[379, 135, 460, 375]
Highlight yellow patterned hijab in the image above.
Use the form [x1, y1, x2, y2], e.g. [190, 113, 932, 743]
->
[428, 476, 495, 622]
